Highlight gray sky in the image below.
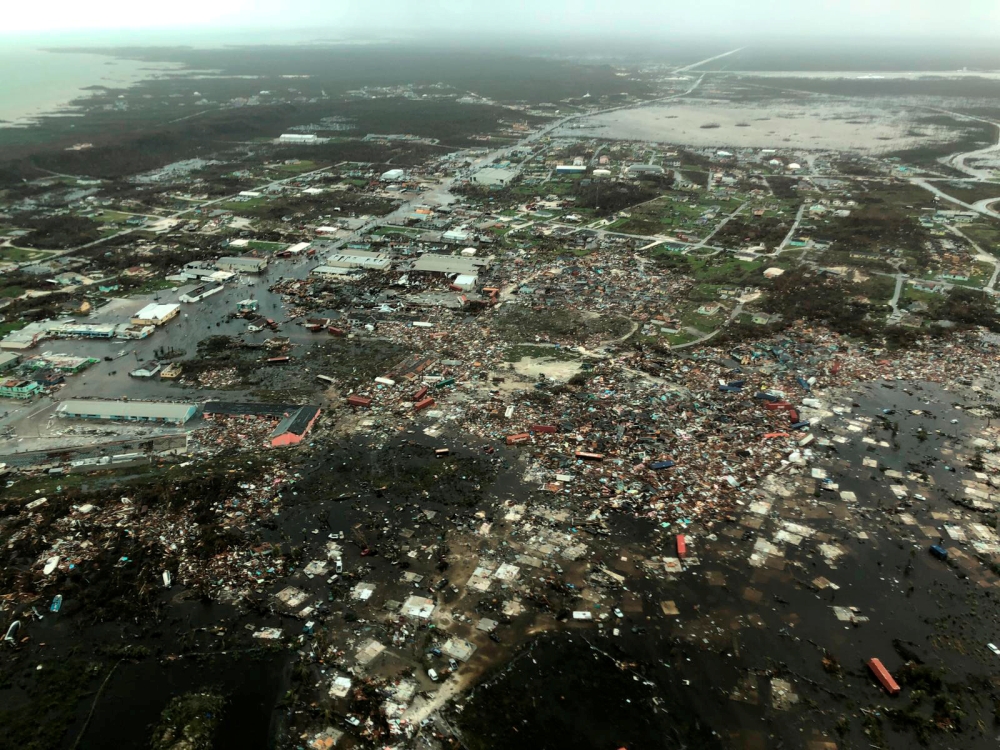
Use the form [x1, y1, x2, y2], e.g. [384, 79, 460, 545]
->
[5, 0, 998, 38]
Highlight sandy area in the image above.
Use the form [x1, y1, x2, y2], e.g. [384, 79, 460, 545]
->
[511, 355, 582, 382]
[561, 99, 962, 152]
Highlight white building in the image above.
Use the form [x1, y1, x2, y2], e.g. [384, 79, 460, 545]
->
[278, 133, 318, 144]
[131, 303, 180, 327]
[380, 168, 406, 182]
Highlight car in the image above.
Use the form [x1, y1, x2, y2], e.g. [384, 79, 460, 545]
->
[427, 668, 439, 682]
[335, 558, 343, 574]
[448, 658, 458, 671]
[613, 608, 624, 618]
[489, 631, 501, 643]
[435, 578, 449, 591]
[429, 647, 442, 657]
[988, 643, 1000, 657]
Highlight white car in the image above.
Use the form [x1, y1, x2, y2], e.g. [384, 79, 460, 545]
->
[335, 558, 343, 574]
[988, 643, 1000, 657]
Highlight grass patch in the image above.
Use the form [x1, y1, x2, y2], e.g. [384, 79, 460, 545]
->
[246, 240, 288, 252]
[0, 246, 53, 262]
[504, 343, 581, 362]
[0, 320, 28, 337]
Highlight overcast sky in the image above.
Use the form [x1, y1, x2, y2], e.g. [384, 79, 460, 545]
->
[3, 0, 998, 38]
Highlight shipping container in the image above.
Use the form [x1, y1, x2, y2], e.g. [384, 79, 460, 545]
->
[412, 386, 429, 401]
[531, 424, 558, 434]
[867, 658, 900, 696]
[649, 460, 675, 470]
[575, 451, 604, 461]
[347, 395, 372, 408]
[414, 397, 435, 411]
[929, 544, 949, 561]
[506, 433, 530, 445]
[676, 535, 687, 557]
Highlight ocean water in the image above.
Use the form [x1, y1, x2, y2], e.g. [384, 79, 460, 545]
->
[0, 28, 362, 128]
[0, 45, 176, 127]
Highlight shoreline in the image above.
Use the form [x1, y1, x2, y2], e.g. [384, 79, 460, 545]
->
[0, 47, 185, 129]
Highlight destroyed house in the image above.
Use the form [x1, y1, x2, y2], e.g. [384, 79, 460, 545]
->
[270, 405, 321, 447]
[204, 401, 302, 417]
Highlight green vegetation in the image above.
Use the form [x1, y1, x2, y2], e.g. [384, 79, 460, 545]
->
[17, 215, 101, 250]
[0, 246, 53, 262]
[607, 193, 742, 238]
[0, 658, 107, 750]
[930, 286, 1000, 330]
[504, 343, 582, 362]
[0, 320, 28, 337]
[150, 692, 226, 750]
[246, 240, 288, 252]
[935, 181, 1000, 207]
[713, 215, 792, 250]
[493, 303, 632, 344]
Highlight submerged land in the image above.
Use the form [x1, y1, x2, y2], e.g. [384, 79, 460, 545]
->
[1, 38, 1000, 750]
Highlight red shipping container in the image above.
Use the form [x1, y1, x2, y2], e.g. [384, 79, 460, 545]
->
[676, 534, 687, 557]
[531, 424, 558, 434]
[575, 451, 604, 461]
[412, 386, 429, 401]
[347, 395, 372, 407]
[414, 398, 435, 411]
[788, 410, 800, 424]
[506, 433, 530, 445]
[867, 658, 900, 696]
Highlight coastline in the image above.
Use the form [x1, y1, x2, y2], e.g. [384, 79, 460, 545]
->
[0, 46, 184, 129]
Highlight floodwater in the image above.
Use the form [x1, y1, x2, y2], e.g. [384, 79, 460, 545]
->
[76, 652, 292, 750]
[561, 100, 963, 152]
[460, 380, 1000, 750]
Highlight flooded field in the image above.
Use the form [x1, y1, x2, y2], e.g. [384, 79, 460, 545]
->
[561, 100, 969, 152]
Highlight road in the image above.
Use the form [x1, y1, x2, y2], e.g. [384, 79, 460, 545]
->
[674, 47, 746, 73]
[948, 224, 1000, 292]
[693, 201, 748, 249]
[672, 301, 746, 350]
[887, 274, 906, 319]
[910, 178, 1000, 220]
[778, 203, 807, 251]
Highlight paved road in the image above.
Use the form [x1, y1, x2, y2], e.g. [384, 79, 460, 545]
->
[887, 274, 906, 320]
[693, 201, 748, 249]
[778, 203, 807, 251]
[672, 302, 746, 350]
[947, 224, 1000, 292]
[910, 178, 1000, 220]
[674, 47, 746, 73]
